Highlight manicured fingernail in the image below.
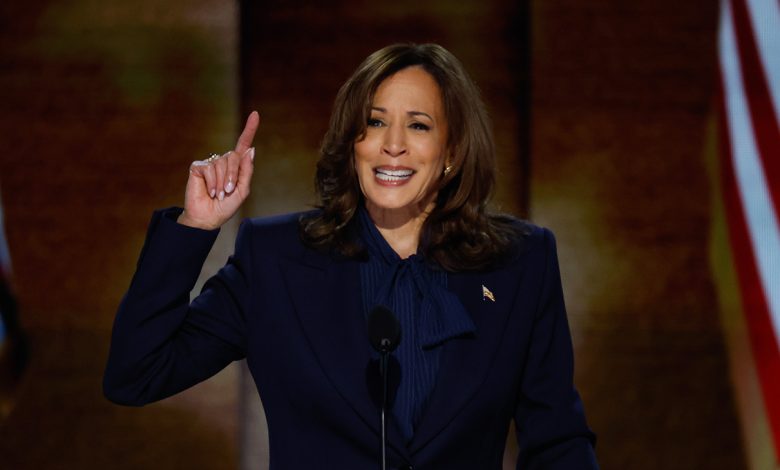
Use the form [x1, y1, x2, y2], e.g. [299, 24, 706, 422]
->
[218, 190, 225, 201]
[249, 147, 255, 161]
[210, 189, 216, 198]
[225, 179, 235, 193]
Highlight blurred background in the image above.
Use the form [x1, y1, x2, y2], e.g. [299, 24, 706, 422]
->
[0, 0, 777, 468]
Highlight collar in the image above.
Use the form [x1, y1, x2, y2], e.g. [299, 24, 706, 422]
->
[357, 205, 476, 348]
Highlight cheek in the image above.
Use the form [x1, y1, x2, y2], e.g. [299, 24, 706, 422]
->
[353, 141, 372, 168]
[353, 155, 370, 182]
[352, 147, 369, 194]
[420, 144, 446, 173]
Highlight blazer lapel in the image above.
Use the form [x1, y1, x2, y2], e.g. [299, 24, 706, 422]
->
[409, 264, 526, 453]
[279, 250, 410, 459]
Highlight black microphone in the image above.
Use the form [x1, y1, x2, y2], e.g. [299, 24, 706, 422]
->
[368, 305, 401, 354]
[367, 306, 400, 470]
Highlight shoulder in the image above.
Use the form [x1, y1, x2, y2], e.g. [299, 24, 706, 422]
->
[235, 209, 320, 252]
[235, 210, 349, 269]
[522, 223, 557, 253]
[243, 209, 318, 234]
[488, 215, 557, 269]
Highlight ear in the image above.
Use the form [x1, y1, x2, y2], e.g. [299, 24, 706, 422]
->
[443, 152, 455, 175]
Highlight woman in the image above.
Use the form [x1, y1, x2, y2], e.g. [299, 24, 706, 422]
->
[104, 43, 598, 469]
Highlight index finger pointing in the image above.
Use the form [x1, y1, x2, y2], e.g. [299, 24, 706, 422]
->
[234, 111, 260, 153]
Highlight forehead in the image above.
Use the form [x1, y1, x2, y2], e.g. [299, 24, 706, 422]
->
[372, 66, 443, 111]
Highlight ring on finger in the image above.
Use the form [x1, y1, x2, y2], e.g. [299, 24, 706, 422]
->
[205, 153, 220, 163]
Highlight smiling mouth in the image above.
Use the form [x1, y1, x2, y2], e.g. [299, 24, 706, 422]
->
[374, 168, 415, 182]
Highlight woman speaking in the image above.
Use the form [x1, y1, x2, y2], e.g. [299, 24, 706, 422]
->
[104, 43, 598, 469]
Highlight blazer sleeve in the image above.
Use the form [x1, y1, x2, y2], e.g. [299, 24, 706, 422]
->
[514, 228, 599, 469]
[103, 208, 252, 406]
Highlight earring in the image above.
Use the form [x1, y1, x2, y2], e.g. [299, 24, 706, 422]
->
[444, 165, 453, 175]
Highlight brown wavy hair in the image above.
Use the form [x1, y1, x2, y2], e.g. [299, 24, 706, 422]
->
[300, 43, 523, 271]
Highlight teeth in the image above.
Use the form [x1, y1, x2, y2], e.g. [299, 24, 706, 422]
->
[375, 168, 413, 177]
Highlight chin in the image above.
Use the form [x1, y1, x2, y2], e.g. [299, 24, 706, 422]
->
[365, 195, 431, 215]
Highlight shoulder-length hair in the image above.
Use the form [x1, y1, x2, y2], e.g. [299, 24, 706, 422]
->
[300, 43, 522, 271]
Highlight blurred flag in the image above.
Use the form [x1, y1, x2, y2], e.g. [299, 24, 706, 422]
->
[0, 188, 12, 350]
[0, 187, 26, 418]
[717, 0, 780, 461]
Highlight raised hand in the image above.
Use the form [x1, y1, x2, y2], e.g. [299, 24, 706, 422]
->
[178, 112, 260, 230]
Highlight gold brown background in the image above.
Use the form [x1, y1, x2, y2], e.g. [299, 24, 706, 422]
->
[0, 0, 748, 468]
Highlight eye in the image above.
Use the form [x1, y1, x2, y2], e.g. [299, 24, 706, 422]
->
[410, 122, 430, 131]
[367, 118, 383, 128]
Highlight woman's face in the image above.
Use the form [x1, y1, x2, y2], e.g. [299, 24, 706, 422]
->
[354, 66, 448, 220]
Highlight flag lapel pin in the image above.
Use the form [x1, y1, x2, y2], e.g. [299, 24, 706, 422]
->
[482, 285, 495, 302]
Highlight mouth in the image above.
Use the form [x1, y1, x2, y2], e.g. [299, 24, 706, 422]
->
[374, 167, 415, 183]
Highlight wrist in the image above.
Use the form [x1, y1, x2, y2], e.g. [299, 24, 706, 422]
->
[176, 211, 219, 231]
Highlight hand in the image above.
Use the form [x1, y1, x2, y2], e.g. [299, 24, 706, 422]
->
[178, 112, 260, 230]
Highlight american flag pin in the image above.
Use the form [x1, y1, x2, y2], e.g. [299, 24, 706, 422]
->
[482, 285, 495, 302]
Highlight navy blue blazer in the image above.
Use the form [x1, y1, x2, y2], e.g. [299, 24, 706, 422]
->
[104, 208, 598, 469]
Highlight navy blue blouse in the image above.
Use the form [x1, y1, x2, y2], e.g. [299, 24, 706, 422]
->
[357, 206, 476, 442]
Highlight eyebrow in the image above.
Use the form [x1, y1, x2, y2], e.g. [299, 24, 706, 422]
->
[371, 107, 434, 121]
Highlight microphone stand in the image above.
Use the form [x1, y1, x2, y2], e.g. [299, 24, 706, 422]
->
[379, 339, 391, 470]
[368, 306, 400, 470]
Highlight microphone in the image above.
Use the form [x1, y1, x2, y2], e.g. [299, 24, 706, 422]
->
[367, 306, 400, 470]
[368, 305, 401, 354]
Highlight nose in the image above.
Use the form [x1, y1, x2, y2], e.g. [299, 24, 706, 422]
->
[381, 125, 407, 157]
